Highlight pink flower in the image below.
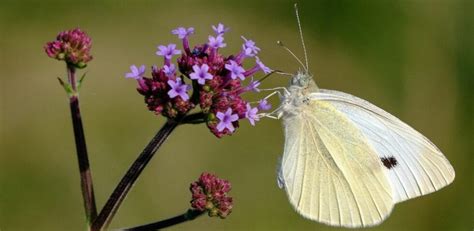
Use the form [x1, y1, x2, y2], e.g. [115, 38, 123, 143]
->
[44, 28, 93, 68]
[190, 172, 233, 218]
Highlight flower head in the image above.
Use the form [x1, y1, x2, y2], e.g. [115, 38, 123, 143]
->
[212, 23, 229, 35]
[167, 77, 190, 101]
[125, 65, 146, 79]
[190, 172, 233, 218]
[172, 27, 194, 39]
[225, 60, 245, 80]
[241, 36, 260, 57]
[156, 44, 181, 60]
[190, 64, 213, 85]
[216, 108, 239, 132]
[245, 103, 259, 126]
[128, 24, 273, 136]
[208, 35, 226, 49]
[44, 28, 93, 68]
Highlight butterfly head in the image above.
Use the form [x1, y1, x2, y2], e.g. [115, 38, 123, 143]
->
[290, 70, 318, 90]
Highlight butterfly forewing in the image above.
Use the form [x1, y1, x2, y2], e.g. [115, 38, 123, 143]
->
[310, 89, 455, 203]
[281, 100, 394, 227]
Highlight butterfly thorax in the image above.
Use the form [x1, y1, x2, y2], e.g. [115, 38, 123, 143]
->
[278, 71, 319, 118]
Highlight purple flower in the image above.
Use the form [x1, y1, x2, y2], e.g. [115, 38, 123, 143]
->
[167, 77, 190, 101]
[172, 27, 194, 39]
[225, 60, 245, 80]
[212, 23, 229, 35]
[156, 44, 181, 60]
[208, 35, 226, 49]
[255, 56, 272, 74]
[258, 99, 272, 111]
[125, 65, 146, 79]
[245, 77, 261, 92]
[190, 64, 213, 85]
[190, 172, 233, 218]
[216, 108, 239, 132]
[241, 36, 260, 57]
[245, 103, 259, 126]
[163, 64, 176, 76]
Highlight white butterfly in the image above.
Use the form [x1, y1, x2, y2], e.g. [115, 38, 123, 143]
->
[265, 4, 455, 228]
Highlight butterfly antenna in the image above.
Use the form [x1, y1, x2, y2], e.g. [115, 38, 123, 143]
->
[256, 70, 292, 84]
[294, 3, 309, 71]
[277, 40, 307, 72]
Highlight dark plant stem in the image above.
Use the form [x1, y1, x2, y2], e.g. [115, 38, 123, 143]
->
[181, 112, 206, 124]
[91, 120, 179, 231]
[120, 210, 205, 231]
[66, 65, 98, 226]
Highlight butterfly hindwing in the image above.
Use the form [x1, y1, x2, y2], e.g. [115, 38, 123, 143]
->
[281, 99, 394, 227]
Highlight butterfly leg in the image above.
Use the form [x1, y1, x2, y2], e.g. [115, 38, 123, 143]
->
[256, 90, 285, 119]
[260, 87, 290, 96]
[258, 106, 284, 120]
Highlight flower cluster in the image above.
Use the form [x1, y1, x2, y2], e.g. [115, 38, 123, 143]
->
[44, 28, 93, 68]
[190, 172, 233, 218]
[126, 23, 272, 137]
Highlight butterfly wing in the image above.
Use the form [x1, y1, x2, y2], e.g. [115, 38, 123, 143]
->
[280, 99, 394, 227]
[310, 89, 455, 203]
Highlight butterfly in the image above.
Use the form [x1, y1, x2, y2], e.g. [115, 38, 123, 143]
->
[265, 4, 455, 228]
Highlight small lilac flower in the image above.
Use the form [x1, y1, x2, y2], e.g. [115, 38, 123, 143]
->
[156, 44, 181, 60]
[190, 64, 213, 85]
[216, 108, 239, 132]
[212, 23, 229, 35]
[245, 103, 259, 126]
[245, 77, 260, 92]
[208, 35, 226, 49]
[163, 64, 176, 76]
[241, 36, 260, 57]
[167, 77, 190, 101]
[171, 27, 194, 39]
[256, 56, 272, 74]
[225, 60, 245, 80]
[258, 99, 272, 111]
[190, 172, 233, 218]
[125, 65, 146, 79]
[243, 57, 273, 77]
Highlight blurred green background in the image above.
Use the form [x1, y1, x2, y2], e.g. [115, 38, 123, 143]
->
[1, 0, 472, 230]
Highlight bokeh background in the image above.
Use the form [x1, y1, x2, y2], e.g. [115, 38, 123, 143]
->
[1, 0, 472, 230]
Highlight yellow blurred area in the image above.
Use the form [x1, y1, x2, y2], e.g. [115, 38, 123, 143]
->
[0, 0, 472, 230]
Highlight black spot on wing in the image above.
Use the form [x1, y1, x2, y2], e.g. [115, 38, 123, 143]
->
[381, 156, 398, 169]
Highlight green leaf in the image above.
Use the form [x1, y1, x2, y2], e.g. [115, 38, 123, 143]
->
[77, 72, 87, 90]
[57, 77, 74, 96]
